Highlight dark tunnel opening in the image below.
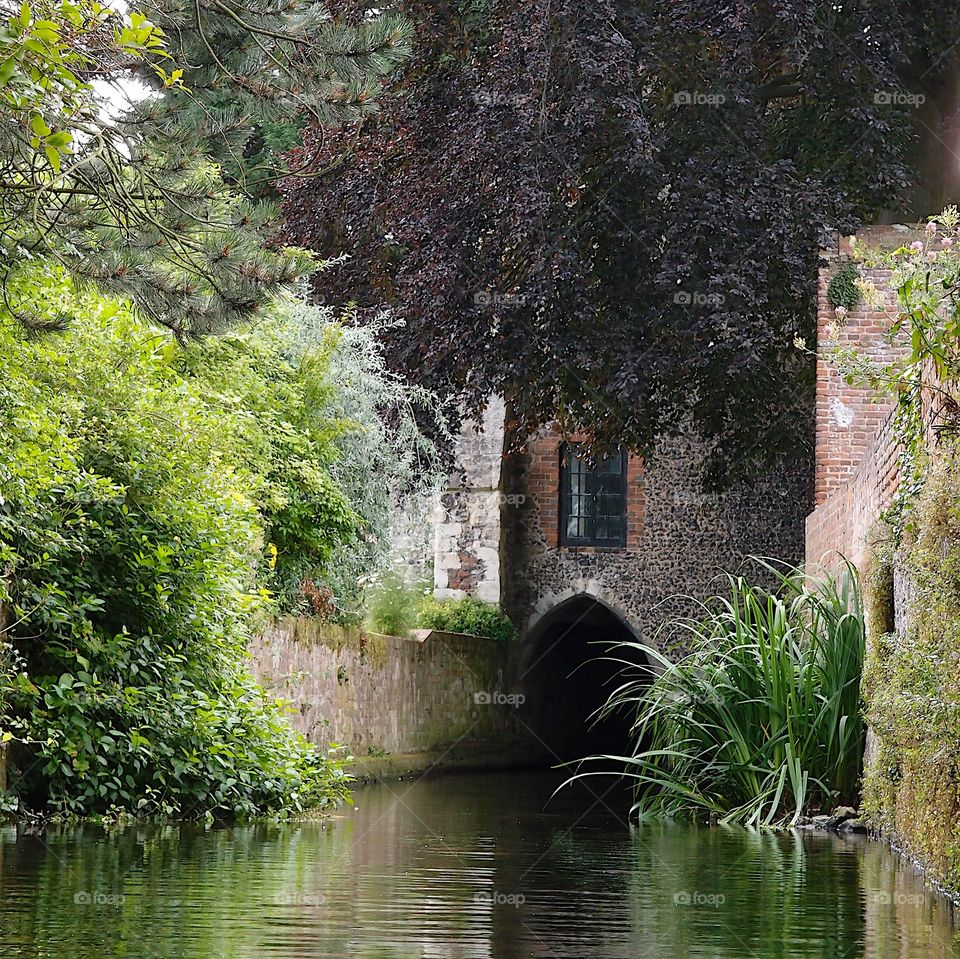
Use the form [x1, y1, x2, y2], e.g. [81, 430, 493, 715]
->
[520, 596, 648, 768]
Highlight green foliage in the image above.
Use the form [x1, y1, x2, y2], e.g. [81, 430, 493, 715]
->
[363, 568, 518, 643]
[0, 272, 358, 818]
[364, 570, 427, 639]
[830, 208, 960, 892]
[581, 562, 865, 826]
[827, 263, 862, 311]
[289, 309, 446, 621]
[172, 309, 363, 607]
[830, 207, 960, 525]
[142, 301, 443, 618]
[416, 596, 517, 643]
[0, 0, 172, 172]
[863, 527, 896, 637]
[862, 453, 960, 891]
[0, 0, 411, 336]
[454, 0, 493, 51]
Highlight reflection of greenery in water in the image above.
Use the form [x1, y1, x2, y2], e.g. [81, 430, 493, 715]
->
[621, 825, 864, 959]
[1, 775, 959, 959]
[522, 816, 960, 959]
[857, 837, 960, 959]
[1, 823, 345, 958]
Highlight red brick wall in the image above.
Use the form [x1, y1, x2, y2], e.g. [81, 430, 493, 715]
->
[526, 427, 645, 551]
[806, 411, 900, 569]
[806, 226, 918, 568]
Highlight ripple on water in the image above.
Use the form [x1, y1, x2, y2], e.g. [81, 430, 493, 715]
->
[0, 771, 958, 958]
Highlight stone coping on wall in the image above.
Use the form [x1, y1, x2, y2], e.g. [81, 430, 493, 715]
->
[269, 620, 500, 649]
[407, 628, 503, 645]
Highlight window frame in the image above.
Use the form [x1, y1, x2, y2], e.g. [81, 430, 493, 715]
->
[558, 444, 628, 548]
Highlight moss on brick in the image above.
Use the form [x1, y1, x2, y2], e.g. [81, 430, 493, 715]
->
[863, 525, 896, 636]
[288, 618, 389, 669]
[862, 452, 960, 892]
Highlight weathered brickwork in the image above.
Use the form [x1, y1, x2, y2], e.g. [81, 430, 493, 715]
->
[250, 620, 522, 754]
[813, 228, 915, 506]
[526, 428, 645, 550]
[806, 412, 900, 570]
[805, 226, 919, 569]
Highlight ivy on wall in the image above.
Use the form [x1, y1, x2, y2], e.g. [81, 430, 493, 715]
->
[827, 263, 863, 311]
[862, 457, 960, 891]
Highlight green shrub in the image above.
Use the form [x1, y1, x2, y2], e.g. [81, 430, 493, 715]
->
[581, 561, 865, 826]
[827, 263, 862, 311]
[0, 277, 352, 818]
[417, 596, 518, 643]
[178, 306, 445, 619]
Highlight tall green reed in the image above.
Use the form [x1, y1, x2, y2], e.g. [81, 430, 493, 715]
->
[578, 560, 865, 827]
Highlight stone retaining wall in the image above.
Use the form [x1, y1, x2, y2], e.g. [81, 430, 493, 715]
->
[250, 620, 525, 759]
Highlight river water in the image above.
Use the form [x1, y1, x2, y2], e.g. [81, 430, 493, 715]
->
[0, 770, 957, 958]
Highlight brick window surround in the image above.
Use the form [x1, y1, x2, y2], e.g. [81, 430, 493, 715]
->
[559, 444, 628, 547]
[526, 428, 645, 551]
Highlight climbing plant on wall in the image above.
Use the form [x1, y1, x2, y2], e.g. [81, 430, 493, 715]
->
[829, 207, 960, 522]
[832, 206, 960, 893]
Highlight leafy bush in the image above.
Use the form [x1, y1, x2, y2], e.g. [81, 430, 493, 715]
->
[583, 562, 865, 826]
[826, 263, 862, 311]
[0, 278, 353, 818]
[417, 596, 518, 643]
[290, 308, 446, 620]
[177, 305, 444, 619]
[173, 310, 363, 608]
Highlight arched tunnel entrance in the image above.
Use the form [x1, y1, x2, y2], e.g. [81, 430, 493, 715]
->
[519, 595, 648, 765]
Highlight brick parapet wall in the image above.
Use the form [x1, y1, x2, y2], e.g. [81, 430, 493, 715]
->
[806, 411, 900, 570]
[814, 227, 921, 506]
[806, 225, 921, 569]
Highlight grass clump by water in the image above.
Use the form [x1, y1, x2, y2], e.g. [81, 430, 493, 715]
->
[587, 561, 865, 827]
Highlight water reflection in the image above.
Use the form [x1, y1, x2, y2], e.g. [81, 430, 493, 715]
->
[0, 771, 957, 958]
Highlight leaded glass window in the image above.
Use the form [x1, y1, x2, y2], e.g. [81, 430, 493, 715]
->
[559, 445, 627, 547]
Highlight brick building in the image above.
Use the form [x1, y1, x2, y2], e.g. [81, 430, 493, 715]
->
[805, 226, 923, 571]
[430, 224, 926, 759]
[432, 380, 812, 759]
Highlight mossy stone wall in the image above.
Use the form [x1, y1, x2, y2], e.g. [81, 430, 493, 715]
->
[250, 619, 525, 758]
[862, 454, 960, 894]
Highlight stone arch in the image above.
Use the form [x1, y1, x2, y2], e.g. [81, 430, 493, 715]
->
[516, 592, 651, 763]
[523, 585, 641, 650]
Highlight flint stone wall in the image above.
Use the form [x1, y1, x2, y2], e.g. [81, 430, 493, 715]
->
[501, 430, 812, 650]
